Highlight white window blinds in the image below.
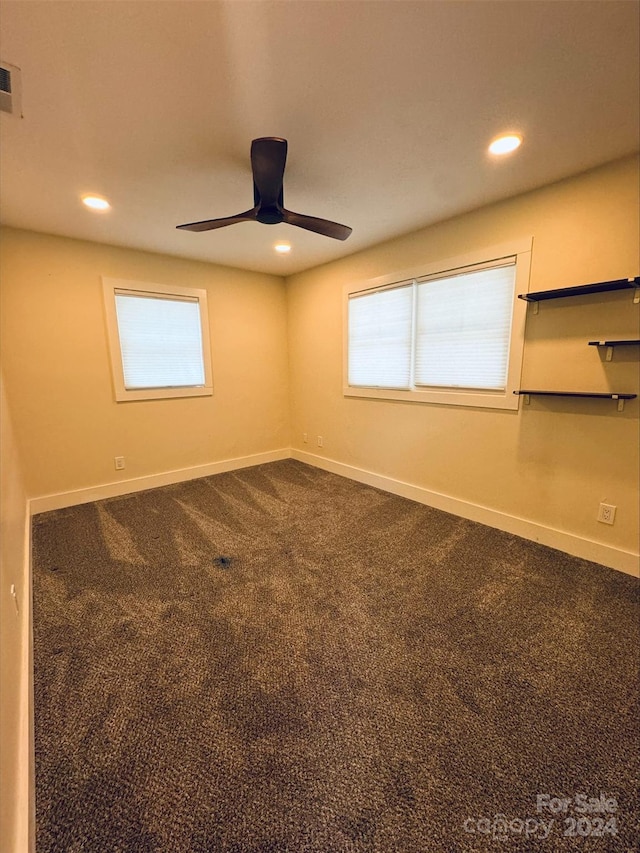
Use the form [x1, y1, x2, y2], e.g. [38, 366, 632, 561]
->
[348, 284, 413, 388]
[347, 260, 517, 393]
[114, 291, 206, 389]
[415, 264, 515, 390]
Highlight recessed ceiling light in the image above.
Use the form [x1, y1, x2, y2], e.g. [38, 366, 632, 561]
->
[488, 134, 522, 156]
[82, 195, 111, 211]
[274, 242, 291, 254]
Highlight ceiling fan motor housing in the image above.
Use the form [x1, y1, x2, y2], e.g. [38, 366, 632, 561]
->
[256, 202, 285, 225]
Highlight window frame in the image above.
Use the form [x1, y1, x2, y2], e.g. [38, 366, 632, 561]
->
[343, 239, 532, 410]
[102, 277, 213, 402]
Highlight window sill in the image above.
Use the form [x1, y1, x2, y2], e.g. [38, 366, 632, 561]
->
[344, 385, 520, 410]
[115, 385, 213, 403]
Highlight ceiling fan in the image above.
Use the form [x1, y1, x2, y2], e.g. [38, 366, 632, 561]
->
[176, 137, 352, 241]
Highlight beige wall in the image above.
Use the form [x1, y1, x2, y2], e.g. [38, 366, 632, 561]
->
[0, 372, 30, 853]
[0, 229, 290, 499]
[287, 156, 640, 564]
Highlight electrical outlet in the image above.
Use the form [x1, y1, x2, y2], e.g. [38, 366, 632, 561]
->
[597, 503, 616, 525]
[114, 456, 125, 470]
[10, 583, 18, 613]
[317, 435, 323, 448]
[303, 433, 308, 443]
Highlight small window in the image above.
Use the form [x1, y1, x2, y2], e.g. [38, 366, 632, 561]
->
[345, 240, 531, 410]
[103, 278, 213, 402]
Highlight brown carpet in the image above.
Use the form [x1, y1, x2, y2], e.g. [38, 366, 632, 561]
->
[32, 459, 639, 851]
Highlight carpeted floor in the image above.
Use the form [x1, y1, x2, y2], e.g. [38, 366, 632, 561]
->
[32, 459, 639, 851]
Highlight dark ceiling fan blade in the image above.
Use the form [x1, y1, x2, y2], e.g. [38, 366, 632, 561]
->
[176, 207, 259, 232]
[282, 209, 352, 241]
[251, 137, 287, 208]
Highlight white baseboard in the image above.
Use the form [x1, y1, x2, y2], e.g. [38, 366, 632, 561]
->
[29, 449, 290, 515]
[12, 509, 34, 853]
[27, 446, 639, 577]
[291, 449, 640, 578]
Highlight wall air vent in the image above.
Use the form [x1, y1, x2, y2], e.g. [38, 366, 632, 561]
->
[0, 67, 11, 93]
[0, 61, 22, 116]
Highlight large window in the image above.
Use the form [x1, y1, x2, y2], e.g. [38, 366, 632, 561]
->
[345, 240, 531, 410]
[103, 278, 213, 402]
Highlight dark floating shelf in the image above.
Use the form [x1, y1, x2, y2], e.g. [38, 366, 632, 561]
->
[514, 390, 637, 411]
[514, 391, 636, 399]
[588, 339, 640, 347]
[516, 279, 639, 411]
[519, 277, 640, 303]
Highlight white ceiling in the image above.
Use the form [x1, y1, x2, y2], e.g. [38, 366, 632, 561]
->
[1, 1, 638, 276]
